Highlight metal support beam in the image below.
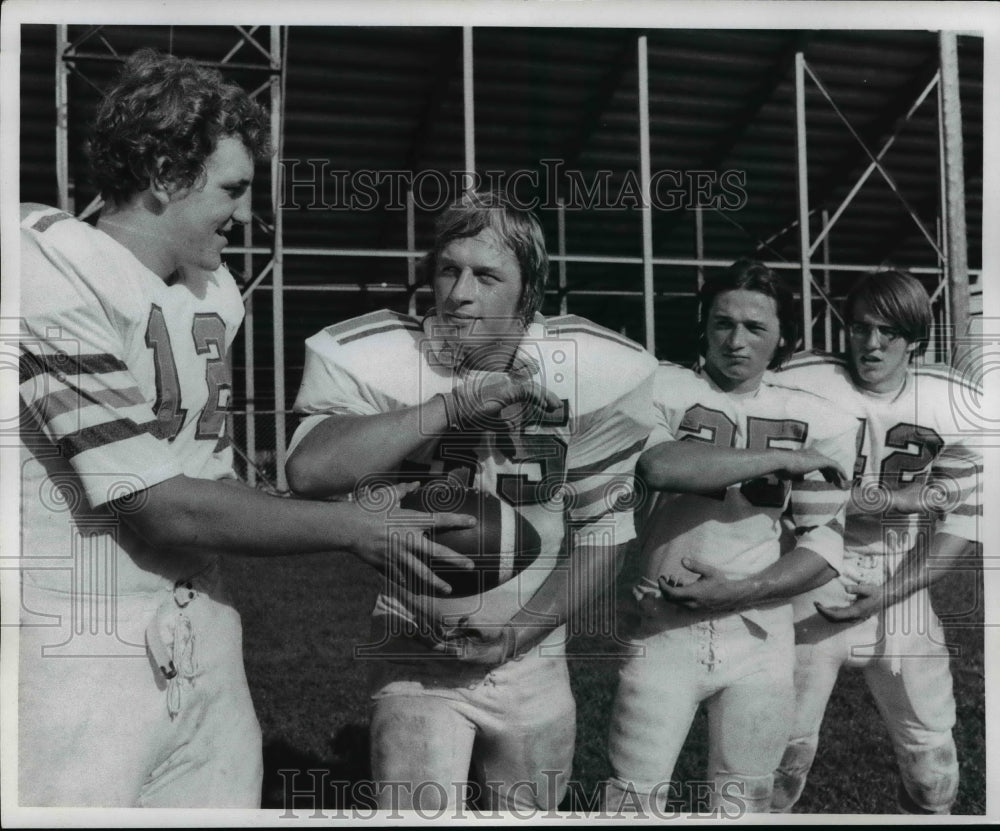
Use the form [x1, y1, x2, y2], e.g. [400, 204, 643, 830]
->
[56, 25, 71, 213]
[822, 209, 832, 351]
[243, 219, 257, 488]
[810, 71, 940, 258]
[557, 200, 568, 316]
[269, 26, 288, 491]
[939, 32, 969, 359]
[694, 206, 705, 292]
[406, 189, 417, 317]
[463, 26, 475, 192]
[795, 52, 813, 350]
[638, 35, 655, 355]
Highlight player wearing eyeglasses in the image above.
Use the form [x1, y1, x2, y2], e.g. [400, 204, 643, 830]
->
[771, 269, 982, 814]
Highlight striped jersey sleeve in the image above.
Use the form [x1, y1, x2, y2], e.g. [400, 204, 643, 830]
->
[785, 415, 856, 572]
[19, 209, 182, 507]
[917, 366, 983, 543]
[290, 311, 425, 452]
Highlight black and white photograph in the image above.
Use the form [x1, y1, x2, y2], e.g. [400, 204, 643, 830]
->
[1, 0, 995, 825]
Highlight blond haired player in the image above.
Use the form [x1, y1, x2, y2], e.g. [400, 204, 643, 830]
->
[771, 270, 982, 814]
[286, 190, 659, 812]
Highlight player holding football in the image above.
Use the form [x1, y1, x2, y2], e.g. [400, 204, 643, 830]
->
[603, 259, 858, 815]
[16, 49, 475, 808]
[770, 270, 982, 814]
[285, 190, 660, 811]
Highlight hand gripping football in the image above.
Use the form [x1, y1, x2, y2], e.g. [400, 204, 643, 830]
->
[400, 484, 543, 597]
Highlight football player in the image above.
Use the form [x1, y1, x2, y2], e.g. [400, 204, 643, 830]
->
[770, 270, 982, 814]
[17, 49, 475, 808]
[285, 190, 660, 811]
[603, 259, 858, 815]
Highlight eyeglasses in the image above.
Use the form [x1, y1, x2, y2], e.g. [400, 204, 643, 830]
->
[847, 322, 904, 344]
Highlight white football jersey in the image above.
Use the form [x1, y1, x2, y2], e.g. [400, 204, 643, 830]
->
[18, 204, 244, 593]
[777, 351, 982, 604]
[292, 310, 659, 643]
[641, 363, 858, 631]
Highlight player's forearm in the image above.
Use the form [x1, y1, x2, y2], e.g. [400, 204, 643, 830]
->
[881, 532, 976, 607]
[638, 441, 791, 493]
[506, 542, 624, 656]
[732, 547, 838, 607]
[120, 474, 372, 557]
[286, 399, 450, 496]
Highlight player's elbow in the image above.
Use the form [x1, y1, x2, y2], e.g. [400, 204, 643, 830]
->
[637, 447, 670, 490]
[285, 450, 354, 498]
[114, 476, 208, 550]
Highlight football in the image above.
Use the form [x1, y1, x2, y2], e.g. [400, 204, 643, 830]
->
[400, 483, 543, 597]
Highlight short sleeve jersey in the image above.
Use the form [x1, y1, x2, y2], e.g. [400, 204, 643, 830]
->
[777, 351, 983, 602]
[291, 310, 659, 640]
[18, 204, 244, 593]
[641, 363, 857, 631]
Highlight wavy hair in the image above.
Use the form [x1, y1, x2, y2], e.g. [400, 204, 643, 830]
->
[88, 48, 272, 205]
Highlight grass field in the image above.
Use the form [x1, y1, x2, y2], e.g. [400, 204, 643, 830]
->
[226, 544, 985, 816]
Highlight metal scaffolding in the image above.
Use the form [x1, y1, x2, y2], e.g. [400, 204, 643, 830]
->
[790, 34, 972, 363]
[54, 26, 978, 491]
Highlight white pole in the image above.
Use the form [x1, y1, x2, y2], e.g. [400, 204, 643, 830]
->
[270, 26, 288, 491]
[822, 208, 832, 352]
[463, 27, 475, 195]
[243, 221, 257, 487]
[56, 25, 71, 213]
[407, 189, 417, 317]
[558, 199, 568, 316]
[638, 35, 655, 354]
[939, 32, 969, 363]
[795, 52, 813, 350]
[695, 205, 705, 292]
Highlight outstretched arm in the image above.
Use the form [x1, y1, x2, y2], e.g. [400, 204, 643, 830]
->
[119, 475, 476, 595]
[638, 441, 847, 494]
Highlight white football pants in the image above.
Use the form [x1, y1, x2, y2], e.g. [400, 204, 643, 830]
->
[367, 647, 575, 813]
[605, 608, 794, 815]
[18, 562, 262, 807]
[771, 587, 958, 814]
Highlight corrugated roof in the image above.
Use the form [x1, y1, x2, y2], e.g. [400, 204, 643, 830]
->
[18, 24, 983, 399]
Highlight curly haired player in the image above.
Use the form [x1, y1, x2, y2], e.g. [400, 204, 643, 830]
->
[17, 49, 474, 808]
[770, 270, 982, 814]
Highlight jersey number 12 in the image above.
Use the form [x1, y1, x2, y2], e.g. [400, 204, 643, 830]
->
[145, 305, 231, 443]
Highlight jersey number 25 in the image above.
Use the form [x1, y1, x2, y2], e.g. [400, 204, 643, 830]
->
[679, 404, 807, 508]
